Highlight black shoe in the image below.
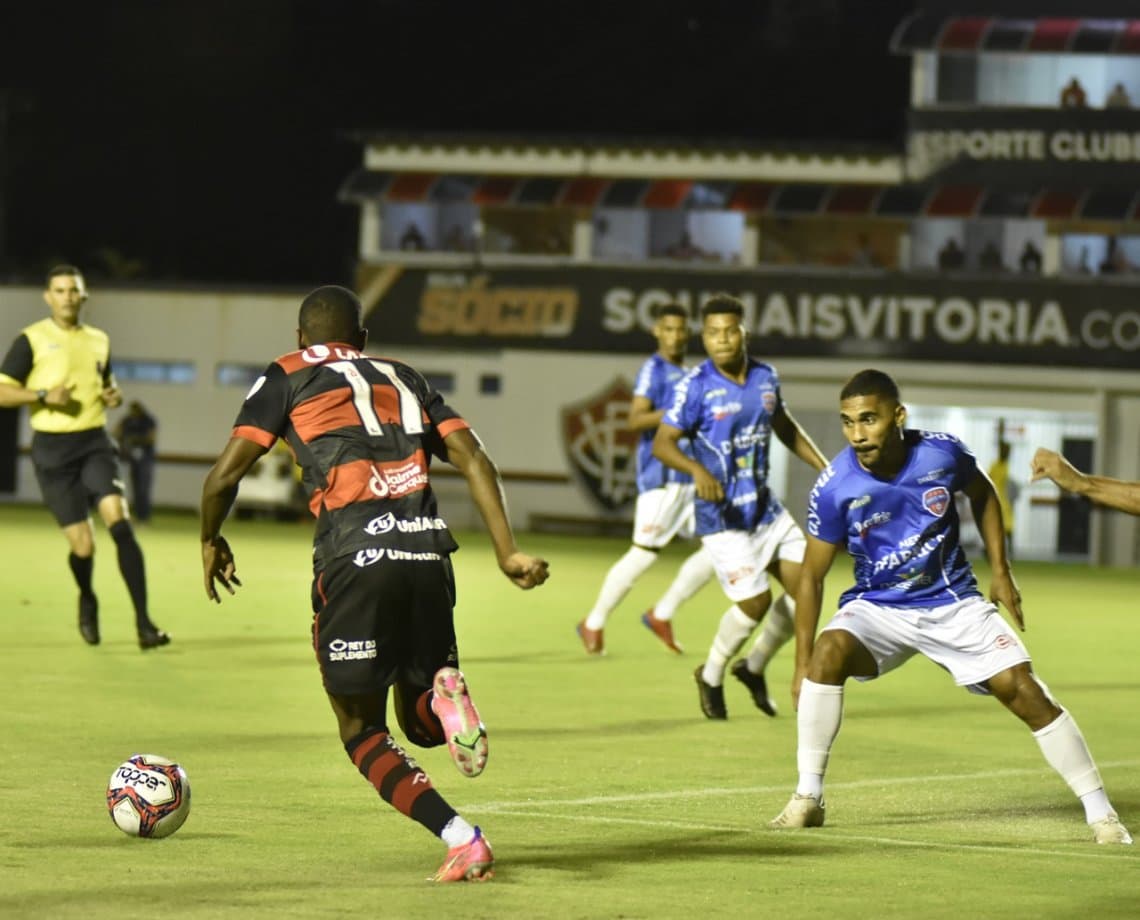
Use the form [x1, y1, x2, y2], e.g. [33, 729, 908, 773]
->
[731, 659, 777, 717]
[78, 594, 100, 645]
[138, 625, 171, 650]
[694, 666, 727, 720]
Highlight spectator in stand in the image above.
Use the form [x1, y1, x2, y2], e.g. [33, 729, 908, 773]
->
[1106, 82, 1131, 109]
[937, 238, 965, 271]
[1016, 239, 1044, 271]
[666, 231, 706, 261]
[851, 234, 879, 269]
[1018, 240, 1042, 274]
[979, 241, 1005, 273]
[1060, 77, 1087, 108]
[1099, 237, 1130, 275]
[399, 223, 427, 251]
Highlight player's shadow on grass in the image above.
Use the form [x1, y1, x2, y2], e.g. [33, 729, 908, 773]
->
[501, 832, 841, 876]
[491, 717, 689, 739]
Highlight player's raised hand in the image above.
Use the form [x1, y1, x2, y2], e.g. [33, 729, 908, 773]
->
[990, 568, 1024, 631]
[202, 535, 243, 602]
[500, 552, 550, 589]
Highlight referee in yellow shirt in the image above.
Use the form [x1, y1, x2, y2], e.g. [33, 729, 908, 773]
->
[0, 265, 169, 649]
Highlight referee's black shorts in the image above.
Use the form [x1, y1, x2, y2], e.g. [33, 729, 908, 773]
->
[311, 552, 459, 697]
[31, 429, 124, 527]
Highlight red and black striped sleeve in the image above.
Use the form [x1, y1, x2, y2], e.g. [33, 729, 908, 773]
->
[231, 361, 291, 449]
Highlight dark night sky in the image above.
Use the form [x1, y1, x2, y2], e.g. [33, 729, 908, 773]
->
[5, 0, 914, 286]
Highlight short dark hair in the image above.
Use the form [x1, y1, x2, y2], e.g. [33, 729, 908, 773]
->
[655, 302, 689, 321]
[700, 294, 744, 321]
[840, 369, 900, 402]
[299, 285, 364, 345]
[46, 265, 83, 287]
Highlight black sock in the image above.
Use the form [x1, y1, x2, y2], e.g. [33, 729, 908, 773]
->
[68, 553, 95, 596]
[345, 728, 457, 837]
[109, 520, 149, 628]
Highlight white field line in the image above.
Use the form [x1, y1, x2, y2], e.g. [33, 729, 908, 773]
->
[484, 811, 1137, 861]
[459, 760, 1140, 859]
[470, 759, 1140, 812]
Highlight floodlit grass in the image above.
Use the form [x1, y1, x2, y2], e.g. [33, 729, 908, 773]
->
[0, 505, 1137, 918]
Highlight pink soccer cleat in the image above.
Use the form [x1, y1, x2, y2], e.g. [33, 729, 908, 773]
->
[431, 826, 494, 882]
[430, 667, 488, 778]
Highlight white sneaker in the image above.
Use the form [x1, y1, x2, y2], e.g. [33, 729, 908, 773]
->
[769, 793, 825, 829]
[1090, 814, 1133, 845]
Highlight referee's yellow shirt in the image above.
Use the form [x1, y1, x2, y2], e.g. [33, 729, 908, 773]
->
[0, 318, 114, 433]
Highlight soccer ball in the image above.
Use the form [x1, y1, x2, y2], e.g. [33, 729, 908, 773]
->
[106, 754, 191, 838]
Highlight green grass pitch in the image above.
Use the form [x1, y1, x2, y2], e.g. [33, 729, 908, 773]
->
[0, 505, 1137, 918]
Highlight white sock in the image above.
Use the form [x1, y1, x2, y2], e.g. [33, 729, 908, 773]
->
[585, 546, 658, 630]
[701, 605, 758, 686]
[795, 679, 844, 799]
[440, 815, 476, 847]
[1033, 709, 1112, 823]
[652, 547, 714, 621]
[745, 593, 794, 674]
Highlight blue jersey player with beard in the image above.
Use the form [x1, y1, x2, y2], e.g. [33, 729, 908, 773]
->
[767, 368, 1131, 846]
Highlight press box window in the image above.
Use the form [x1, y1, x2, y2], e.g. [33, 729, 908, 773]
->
[114, 361, 196, 384]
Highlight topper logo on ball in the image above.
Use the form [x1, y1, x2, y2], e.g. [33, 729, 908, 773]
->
[561, 377, 638, 512]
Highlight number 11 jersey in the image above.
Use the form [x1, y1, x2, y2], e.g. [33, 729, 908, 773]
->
[230, 342, 467, 565]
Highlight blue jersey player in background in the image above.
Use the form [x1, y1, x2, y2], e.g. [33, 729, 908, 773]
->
[578, 303, 715, 656]
[768, 368, 1131, 846]
[654, 294, 827, 719]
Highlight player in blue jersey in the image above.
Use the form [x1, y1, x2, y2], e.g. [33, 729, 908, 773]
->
[768, 369, 1131, 845]
[654, 294, 828, 718]
[578, 303, 715, 655]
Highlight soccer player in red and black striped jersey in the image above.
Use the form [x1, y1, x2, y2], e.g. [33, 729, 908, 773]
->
[200, 285, 549, 882]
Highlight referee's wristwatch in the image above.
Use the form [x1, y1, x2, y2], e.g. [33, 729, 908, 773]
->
[36, 389, 48, 405]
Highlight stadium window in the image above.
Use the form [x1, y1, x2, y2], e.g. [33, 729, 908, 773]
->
[593, 208, 650, 261]
[479, 206, 574, 256]
[478, 374, 501, 395]
[215, 364, 265, 387]
[650, 210, 743, 263]
[421, 372, 455, 393]
[114, 360, 196, 384]
[380, 200, 479, 253]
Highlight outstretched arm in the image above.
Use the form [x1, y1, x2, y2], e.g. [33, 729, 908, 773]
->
[965, 469, 1024, 631]
[444, 427, 549, 589]
[200, 436, 268, 602]
[1030, 447, 1140, 515]
[792, 535, 839, 709]
[772, 406, 828, 472]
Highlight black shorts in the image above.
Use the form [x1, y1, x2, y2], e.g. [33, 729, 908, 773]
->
[31, 429, 124, 527]
[311, 552, 459, 696]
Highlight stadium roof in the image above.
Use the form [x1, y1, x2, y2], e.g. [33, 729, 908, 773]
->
[354, 133, 903, 185]
[338, 172, 1140, 221]
[892, 14, 1140, 55]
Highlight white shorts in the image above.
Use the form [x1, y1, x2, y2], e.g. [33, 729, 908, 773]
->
[632, 482, 696, 549]
[822, 596, 1030, 692]
[700, 508, 806, 602]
